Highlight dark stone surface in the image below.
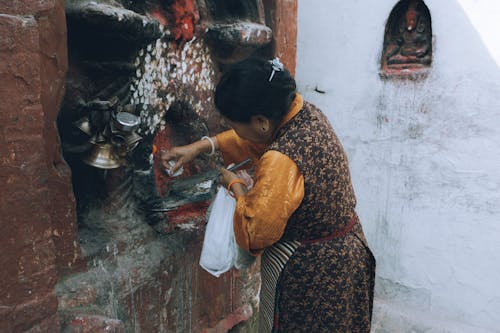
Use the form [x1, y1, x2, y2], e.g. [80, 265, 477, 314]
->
[207, 22, 272, 47]
[56, 185, 259, 332]
[0, 0, 78, 332]
[65, 0, 162, 60]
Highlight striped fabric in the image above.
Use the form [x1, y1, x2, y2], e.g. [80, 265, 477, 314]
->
[258, 240, 301, 333]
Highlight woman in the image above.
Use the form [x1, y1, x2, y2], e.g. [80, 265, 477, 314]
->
[161, 57, 375, 332]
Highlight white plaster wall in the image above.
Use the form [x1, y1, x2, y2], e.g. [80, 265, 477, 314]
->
[296, 1, 500, 332]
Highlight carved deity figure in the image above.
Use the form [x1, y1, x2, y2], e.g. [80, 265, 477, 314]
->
[382, 0, 432, 71]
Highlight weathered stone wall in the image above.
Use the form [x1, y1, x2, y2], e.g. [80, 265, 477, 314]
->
[1, 0, 298, 332]
[0, 0, 81, 332]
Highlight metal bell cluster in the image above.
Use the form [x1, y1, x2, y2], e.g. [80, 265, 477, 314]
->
[73, 104, 142, 169]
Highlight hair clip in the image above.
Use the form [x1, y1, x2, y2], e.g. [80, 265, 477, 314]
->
[268, 57, 284, 82]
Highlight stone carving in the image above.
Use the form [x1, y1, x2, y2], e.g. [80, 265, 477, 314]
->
[381, 0, 432, 77]
[56, 2, 272, 330]
[59, 0, 272, 228]
[202, 0, 272, 61]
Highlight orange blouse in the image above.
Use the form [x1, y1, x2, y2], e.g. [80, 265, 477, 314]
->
[215, 94, 305, 254]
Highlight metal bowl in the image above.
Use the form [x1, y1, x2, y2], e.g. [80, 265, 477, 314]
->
[113, 112, 141, 132]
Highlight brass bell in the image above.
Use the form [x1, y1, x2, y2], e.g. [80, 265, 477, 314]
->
[73, 116, 92, 136]
[89, 131, 107, 144]
[110, 134, 128, 157]
[124, 132, 142, 150]
[82, 143, 124, 169]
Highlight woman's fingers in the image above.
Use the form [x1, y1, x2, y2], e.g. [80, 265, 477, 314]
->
[170, 159, 184, 174]
[160, 145, 197, 176]
[218, 167, 227, 185]
[160, 150, 174, 167]
[236, 170, 253, 189]
[218, 167, 238, 187]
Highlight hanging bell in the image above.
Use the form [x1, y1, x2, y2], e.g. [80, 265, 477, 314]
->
[73, 116, 92, 136]
[82, 143, 124, 169]
[124, 132, 142, 151]
[89, 131, 107, 144]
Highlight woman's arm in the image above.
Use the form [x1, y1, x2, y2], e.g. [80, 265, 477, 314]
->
[231, 150, 305, 255]
[160, 135, 217, 173]
[161, 130, 265, 174]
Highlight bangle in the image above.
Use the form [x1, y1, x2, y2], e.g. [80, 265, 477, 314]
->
[227, 178, 246, 198]
[201, 136, 215, 156]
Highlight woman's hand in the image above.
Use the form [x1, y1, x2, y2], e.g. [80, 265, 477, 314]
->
[218, 167, 239, 188]
[160, 137, 218, 175]
[160, 143, 199, 174]
[219, 167, 248, 198]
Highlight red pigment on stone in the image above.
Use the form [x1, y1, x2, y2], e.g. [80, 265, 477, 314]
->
[151, 0, 198, 41]
[152, 124, 196, 196]
[165, 201, 209, 228]
[171, 0, 197, 40]
[405, 1, 418, 30]
[151, 8, 168, 26]
[152, 122, 209, 231]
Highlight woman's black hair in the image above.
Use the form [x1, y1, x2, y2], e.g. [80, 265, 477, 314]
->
[214, 57, 297, 123]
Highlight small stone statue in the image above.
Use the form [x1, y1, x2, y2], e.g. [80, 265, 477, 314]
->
[382, 0, 432, 72]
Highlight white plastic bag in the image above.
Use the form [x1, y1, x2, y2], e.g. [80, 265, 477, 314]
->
[200, 187, 238, 277]
[200, 186, 255, 277]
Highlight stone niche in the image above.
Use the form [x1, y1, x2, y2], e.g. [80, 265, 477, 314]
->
[54, 0, 293, 332]
[380, 0, 432, 79]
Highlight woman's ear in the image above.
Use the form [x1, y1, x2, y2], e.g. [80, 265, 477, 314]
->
[253, 115, 271, 133]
